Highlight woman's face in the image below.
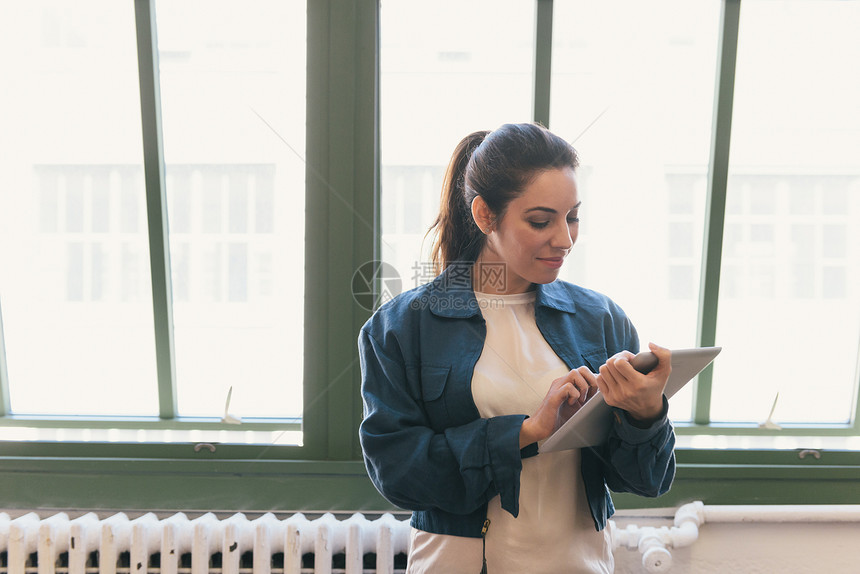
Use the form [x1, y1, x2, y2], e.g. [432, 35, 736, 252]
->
[474, 166, 580, 294]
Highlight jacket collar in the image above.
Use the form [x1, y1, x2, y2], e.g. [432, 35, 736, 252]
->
[426, 266, 577, 318]
[536, 279, 578, 314]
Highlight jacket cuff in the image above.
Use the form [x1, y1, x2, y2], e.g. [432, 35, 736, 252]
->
[486, 414, 528, 517]
[613, 395, 670, 445]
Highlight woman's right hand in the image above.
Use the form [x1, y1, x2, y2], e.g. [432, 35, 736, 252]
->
[519, 369, 596, 448]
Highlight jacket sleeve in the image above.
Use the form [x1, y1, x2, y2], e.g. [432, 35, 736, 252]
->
[593, 308, 676, 498]
[358, 327, 533, 517]
[593, 397, 676, 497]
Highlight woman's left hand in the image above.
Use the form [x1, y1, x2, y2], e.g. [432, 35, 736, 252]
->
[579, 343, 672, 425]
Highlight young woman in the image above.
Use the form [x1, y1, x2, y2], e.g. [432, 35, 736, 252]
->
[359, 123, 675, 573]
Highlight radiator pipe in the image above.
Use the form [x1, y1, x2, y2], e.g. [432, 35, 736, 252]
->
[609, 501, 860, 573]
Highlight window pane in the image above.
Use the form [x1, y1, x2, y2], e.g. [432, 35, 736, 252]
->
[712, 0, 860, 424]
[156, 0, 306, 420]
[0, 2, 158, 416]
[380, 0, 535, 285]
[551, 0, 721, 421]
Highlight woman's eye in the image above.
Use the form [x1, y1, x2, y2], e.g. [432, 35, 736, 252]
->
[568, 217, 580, 224]
[529, 221, 550, 229]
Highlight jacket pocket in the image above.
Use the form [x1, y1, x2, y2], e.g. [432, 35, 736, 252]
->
[581, 349, 608, 373]
[420, 364, 451, 430]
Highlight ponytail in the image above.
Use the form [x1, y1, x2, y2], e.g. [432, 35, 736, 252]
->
[427, 123, 580, 277]
[428, 130, 489, 275]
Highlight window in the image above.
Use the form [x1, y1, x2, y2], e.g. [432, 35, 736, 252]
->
[377, 0, 860, 445]
[0, 0, 306, 444]
[156, 0, 306, 420]
[0, 0, 858, 512]
[380, 0, 536, 280]
[710, 0, 860, 427]
[0, 2, 159, 418]
[551, 0, 721, 422]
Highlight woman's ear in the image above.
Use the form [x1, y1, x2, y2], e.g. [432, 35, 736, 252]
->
[470, 196, 494, 234]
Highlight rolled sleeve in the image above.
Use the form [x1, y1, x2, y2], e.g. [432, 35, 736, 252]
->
[598, 396, 676, 498]
[443, 414, 529, 516]
[614, 395, 670, 443]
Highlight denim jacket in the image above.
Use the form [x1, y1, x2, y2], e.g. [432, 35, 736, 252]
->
[358, 268, 675, 539]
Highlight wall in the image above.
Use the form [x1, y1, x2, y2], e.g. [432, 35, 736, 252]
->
[611, 508, 860, 574]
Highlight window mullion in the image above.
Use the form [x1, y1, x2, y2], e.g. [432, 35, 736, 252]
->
[305, 0, 378, 460]
[533, 0, 553, 127]
[134, 0, 177, 420]
[694, 0, 741, 425]
[0, 299, 10, 417]
[352, 0, 381, 459]
[854, 338, 860, 431]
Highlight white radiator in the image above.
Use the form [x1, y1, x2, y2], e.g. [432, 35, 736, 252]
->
[0, 511, 411, 574]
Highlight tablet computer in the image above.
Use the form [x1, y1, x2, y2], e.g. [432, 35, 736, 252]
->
[539, 346, 721, 452]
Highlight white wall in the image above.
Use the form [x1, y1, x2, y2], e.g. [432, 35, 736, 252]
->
[612, 508, 860, 574]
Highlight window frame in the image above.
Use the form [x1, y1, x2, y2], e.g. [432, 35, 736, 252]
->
[0, 0, 375, 469]
[0, 0, 859, 513]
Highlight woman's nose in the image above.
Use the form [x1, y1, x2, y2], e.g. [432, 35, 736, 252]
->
[552, 221, 574, 250]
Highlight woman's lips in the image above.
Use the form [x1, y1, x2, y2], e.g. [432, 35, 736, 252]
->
[537, 257, 564, 269]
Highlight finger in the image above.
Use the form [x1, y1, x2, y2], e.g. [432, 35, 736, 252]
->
[565, 370, 584, 389]
[574, 376, 590, 395]
[576, 367, 600, 400]
[550, 375, 567, 389]
[576, 366, 598, 388]
[573, 384, 588, 405]
[549, 374, 574, 394]
[611, 355, 639, 379]
[562, 382, 581, 405]
[648, 342, 673, 375]
[601, 360, 626, 386]
[546, 381, 577, 409]
[597, 365, 618, 396]
[594, 373, 614, 406]
[611, 350, 635, 362]
[603, 350, 635, 380]
[604, 358, 633, 399]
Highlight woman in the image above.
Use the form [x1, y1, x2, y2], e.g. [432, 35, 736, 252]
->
[359, 123, 675, 573]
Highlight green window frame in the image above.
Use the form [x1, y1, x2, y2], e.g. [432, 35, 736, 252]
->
[0, 0, 380, 512]
[0, 0, 858, 512]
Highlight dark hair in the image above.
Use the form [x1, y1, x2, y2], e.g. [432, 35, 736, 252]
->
[428, 123, 580, 274]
